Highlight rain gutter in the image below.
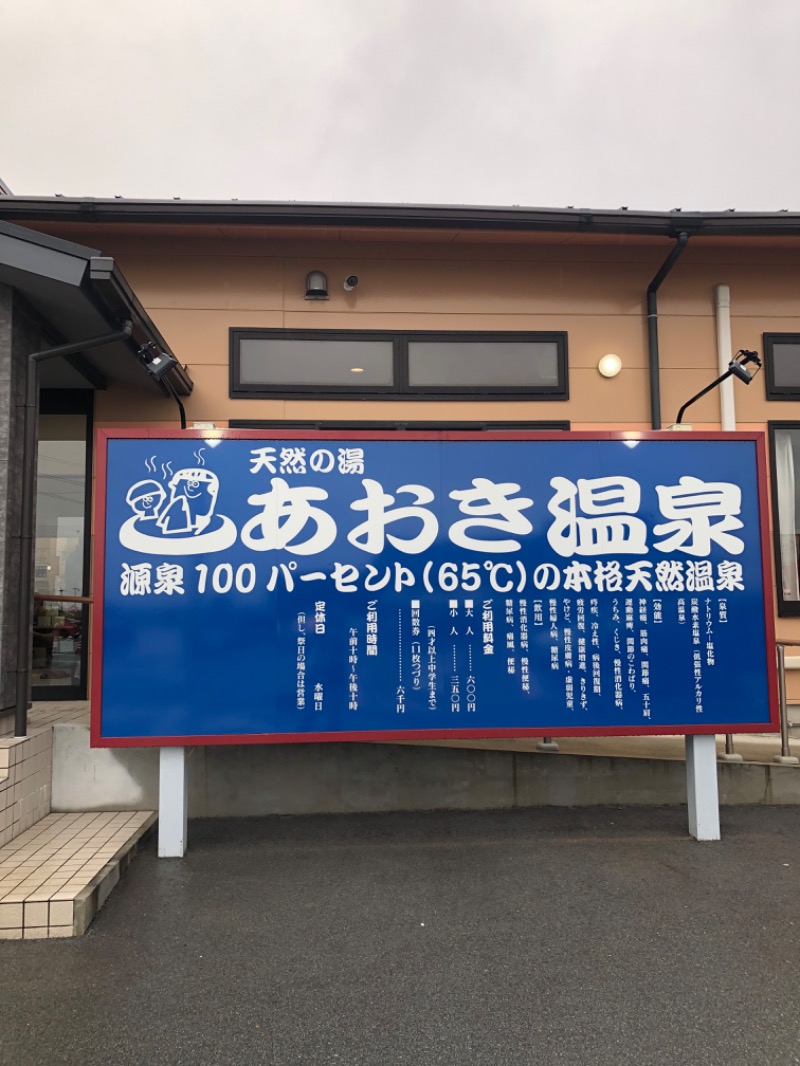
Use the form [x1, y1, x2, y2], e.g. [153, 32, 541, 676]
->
[646, 232, 689, 430]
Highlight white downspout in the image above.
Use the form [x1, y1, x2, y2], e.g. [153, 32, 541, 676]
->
[715, 283, 744, 763]
[715, 285, 735, 431]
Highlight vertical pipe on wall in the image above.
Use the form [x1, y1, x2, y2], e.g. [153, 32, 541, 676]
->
[14, 325, 132, 738]
[714, 283, 743, 762]
[715, 285, 735, 431]
[647, 232, 689, 430]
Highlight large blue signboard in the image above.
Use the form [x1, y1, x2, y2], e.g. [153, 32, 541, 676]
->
[92, 431, 778, 746]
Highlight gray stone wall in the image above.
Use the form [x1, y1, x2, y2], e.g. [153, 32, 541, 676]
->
[0, 287, 42, 718]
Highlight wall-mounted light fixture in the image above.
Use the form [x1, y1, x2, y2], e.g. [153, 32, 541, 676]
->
[305, 271, 329, 300]
[138, 341, 179, 381]
[675, 349, 762, 425]
[138, 341, 186, 429]
[598, 353, 622, 378]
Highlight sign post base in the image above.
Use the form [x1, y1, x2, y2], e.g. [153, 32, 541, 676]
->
[158, 747, 188, 857]
[685, 734, 720, 841]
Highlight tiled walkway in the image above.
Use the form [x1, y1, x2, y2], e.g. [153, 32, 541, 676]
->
[0, 700, 90, 738]
[0, 811, 155, 939]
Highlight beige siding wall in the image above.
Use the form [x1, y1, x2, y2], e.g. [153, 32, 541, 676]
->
[80, 231, 800, 434]
[37, 224, 800, 694]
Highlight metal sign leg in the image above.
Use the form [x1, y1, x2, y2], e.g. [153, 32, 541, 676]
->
[685, 734, 721, 841]
[158, 747, 188, 857]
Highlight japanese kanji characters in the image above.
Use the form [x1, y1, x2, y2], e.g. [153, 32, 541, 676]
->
[338, 448, 365, 475]
[249, 446, 364, 476]
[127, 449, 752, 564]
[120, 562, 185, 595]
[547, 476, 648, 557]
[107, 436, 772, 748]
[120, 562, 151, 596]
[653, 477, 744, 556]
[716, 560, 744, 591]
[154, 563, 185, 595]
[547, 474, 745, 559]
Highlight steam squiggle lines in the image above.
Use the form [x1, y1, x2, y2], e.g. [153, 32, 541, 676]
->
[144, 455, 157, 473]
[192, 448, 206, 467]
[165, 461, 173, 479]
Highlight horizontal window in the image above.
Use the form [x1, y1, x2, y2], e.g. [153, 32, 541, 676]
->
[230, 420, 570, 431]
[764, 334, 800, 398]
[770, 423, 800, 615]
[407, 340, 561, 388]
[230, 330, 568, 400]
[238, 337, 394, 387]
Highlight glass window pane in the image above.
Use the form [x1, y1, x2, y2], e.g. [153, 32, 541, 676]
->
[774, 428, 800, 603]
[408, 341, 560, 388]
[34, 414, 87, 688]
[239, 339, 394, 387]
[771, 343, 800, 388]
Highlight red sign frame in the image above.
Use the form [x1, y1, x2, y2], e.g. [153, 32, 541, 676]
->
[91, 429, 780, 747]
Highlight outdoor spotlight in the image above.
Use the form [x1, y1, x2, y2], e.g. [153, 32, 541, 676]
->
[138, 341, 179, 381]
[305, 271, 329, 300]
[675, 348, 763, 424]
[343, 274, 359, 291]
[728, 349, 762, 384]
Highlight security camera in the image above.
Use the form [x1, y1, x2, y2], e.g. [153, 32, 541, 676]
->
[343, 275, 359, 291]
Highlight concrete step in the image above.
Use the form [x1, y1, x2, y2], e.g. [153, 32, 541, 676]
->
[0, 729, 52, 847]
[0, 811, 156, 939]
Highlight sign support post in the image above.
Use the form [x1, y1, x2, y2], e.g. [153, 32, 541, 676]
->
[158, 747, 188, 857]
[685, 734, 720, 840]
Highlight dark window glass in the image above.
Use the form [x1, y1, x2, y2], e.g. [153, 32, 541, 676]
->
[231, 330, 568, 400]
[770, 423, 800, 615]
[408, 340, 560, 388]
[230, 420, 570, 431]
[33, 407, 90, 697]
[764, 334, 800, 398]
[239, 338, 394, 387]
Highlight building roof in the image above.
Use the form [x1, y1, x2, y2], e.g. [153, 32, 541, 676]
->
[1, 196, 800, 237]
[0, 220, 192, 394]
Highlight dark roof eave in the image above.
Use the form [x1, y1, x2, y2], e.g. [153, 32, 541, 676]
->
[0, 219, 193, 396]
[86, 257, 193, 395]
[3, 197, 800, 237]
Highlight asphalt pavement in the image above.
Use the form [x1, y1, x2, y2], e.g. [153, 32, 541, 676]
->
[2, 806, 799, 1066]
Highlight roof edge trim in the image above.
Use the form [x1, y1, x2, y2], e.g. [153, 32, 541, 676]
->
[2, 198, 800, 237]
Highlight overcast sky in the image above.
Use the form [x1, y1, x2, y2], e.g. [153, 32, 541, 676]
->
[2, 0, 799, 210]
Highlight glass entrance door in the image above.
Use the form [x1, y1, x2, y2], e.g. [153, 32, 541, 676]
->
[32, 391, 92, 700]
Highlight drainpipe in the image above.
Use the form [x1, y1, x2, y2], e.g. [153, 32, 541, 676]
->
[715, 285, 735, 431]
[647, 232, 689, 429]
[714, 284, 743, 762]
[14, 323, 133, 738]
